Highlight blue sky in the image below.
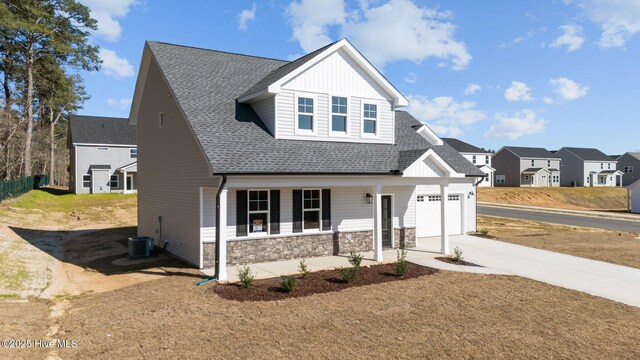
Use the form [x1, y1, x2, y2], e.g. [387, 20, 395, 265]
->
[78, 0, 640, 154]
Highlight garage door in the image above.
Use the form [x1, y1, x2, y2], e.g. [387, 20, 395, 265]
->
[416, 194, 463, 237]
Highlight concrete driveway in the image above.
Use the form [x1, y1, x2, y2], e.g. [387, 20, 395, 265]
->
[418, 235, 640, 307]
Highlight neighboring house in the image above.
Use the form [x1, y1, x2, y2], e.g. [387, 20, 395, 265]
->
[556, 147, 622, 187]
[616, 153, 640, 186]
[442, 138, 494, 187]
[68, 115, 137, 194]
[128, 39, 484, 280]
[629, 180, 640, 214]
[492, 146, 561, 187]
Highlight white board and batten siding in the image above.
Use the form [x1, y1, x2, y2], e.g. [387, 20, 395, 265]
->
[223, 186, 416, 241]
[275, 49, 395, 144]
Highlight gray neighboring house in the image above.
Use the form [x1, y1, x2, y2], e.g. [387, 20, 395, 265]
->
[616, 153, 640, 186]
[492, 146, 561, 187]
[68, 115, 137, 194]
[555, 147, 622, 187]
[127, 39, 484, 279]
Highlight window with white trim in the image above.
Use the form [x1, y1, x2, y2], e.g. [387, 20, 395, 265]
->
[159, 112, 164, 128]
[608, 163, 611, 169]
[547, 160, 551, 167]
[363, 103, 377, 135]
[531, 159, 535, 167]
[496, 175, 506, 184]
[428, 195, 441, 202]
[130, 148, 137, 158]
[624, 166, 633, 173]
[417, 195, 425, 202]
[472, 155, 476, 164]
[110, 175, 118, 188]
[601, 163, 604, 169]
[82, 174, 91, 188]
[303, 189, 320, 231]
[297, 97, 314, 131]
[448, 195, 460, 201]
[331, 96, 347, 133]
[248, 190, 269, 234]
[485, 156, 489, 164]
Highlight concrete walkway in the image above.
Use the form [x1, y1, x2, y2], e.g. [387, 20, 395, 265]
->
[418, 235, 640, 307]
[202, 247, 506, 283]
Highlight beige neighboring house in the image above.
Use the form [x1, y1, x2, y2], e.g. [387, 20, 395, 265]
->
[128, 39, 484, 280]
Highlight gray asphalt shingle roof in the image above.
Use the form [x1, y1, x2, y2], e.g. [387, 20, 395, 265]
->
[69, 115, 136, 145]
[442, 138, 491, 154]
[147, 41, 482, 177]
[562, 147, 616, 162]
[502, 146, 559, 159]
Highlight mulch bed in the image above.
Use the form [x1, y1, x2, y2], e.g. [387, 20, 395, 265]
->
[213, 263, 438, 302]
[435, 257, 480, 267]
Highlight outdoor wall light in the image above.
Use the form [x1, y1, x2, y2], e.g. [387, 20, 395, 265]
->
[366, 193, 373, 204]
[468, 191, 475, 196]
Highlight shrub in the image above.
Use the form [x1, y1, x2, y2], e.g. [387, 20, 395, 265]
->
[478, 228, 489, 237]
[280, 276, 297, 293]
[395, 249, 408, 277]
[298, 259, 310, 279]
[237, 265, 255, 288]
[450, 246, 464, 263]
[338, 266, 358, 283]
[347, 252, 363, 268]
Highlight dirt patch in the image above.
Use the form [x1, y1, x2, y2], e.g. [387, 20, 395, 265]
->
[478, 215, 640, 268]
[214, 263, 438, 302]
[0, 300, 51, 360]
[478, 187, 629, 210]
[45, 270, 640, 359]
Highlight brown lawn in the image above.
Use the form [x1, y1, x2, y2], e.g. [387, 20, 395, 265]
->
[478, 215, 640, 269]
[21, 269, 634, 359]
[478, 187, 629, 210]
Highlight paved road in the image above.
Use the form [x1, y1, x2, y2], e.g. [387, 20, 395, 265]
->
[417, 235, 640, 307]
[478, 205, 640, 233]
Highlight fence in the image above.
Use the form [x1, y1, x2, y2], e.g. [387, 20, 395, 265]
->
[0, 175, 49, 202]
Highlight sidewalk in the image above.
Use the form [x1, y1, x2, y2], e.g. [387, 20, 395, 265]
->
[479, 201, 640, 221]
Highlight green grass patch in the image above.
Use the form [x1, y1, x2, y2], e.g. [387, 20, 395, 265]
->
[0, 253, 32, 290]
[9, 190, 136, 212]
[0, 293, 18, 299]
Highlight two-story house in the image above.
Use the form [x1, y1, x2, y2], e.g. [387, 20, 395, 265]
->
[616, 153, 640, 186]
[128, 39, 484, 280]
[68, 115, 137, 194]
[556, 147, 622, 187]
[492, 146, 561, 187]
[442, 138, 494, 187]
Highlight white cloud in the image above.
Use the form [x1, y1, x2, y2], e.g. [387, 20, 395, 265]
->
[485, 109, 546, 140]
[566, 0, 640, 48]
[286, 0, 471, 70]
[407, 95, 486, 137]
[80, 0, 136, 42]
[286, 0, 346, 53]
[504, 81, 534, 102]
[543, 97, 554, 104]
[106, 97, 132, 109]
[549, 77, 589, 100]
[403, 72, 417, 84]
[99, 48, 134, 79]
[464, 83, 481, 95]
[238, 3, 257, 31]
[551, 24, 585, 52]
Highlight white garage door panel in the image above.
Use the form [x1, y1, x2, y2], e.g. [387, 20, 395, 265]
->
[416, 194, 462, 237]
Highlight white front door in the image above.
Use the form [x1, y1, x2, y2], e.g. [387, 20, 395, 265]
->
[416, 194, 463, 237]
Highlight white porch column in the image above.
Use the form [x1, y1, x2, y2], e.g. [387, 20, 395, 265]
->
[217, 187, 228, 281]
[373, 184, 383, 262]
[123, 170, 128, 193]
[440, 183, 449, 255]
